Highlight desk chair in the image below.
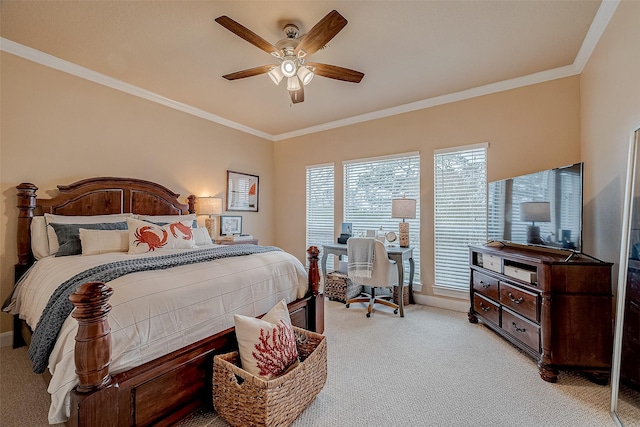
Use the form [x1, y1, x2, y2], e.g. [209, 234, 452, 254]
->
[346, 238, 400, 317]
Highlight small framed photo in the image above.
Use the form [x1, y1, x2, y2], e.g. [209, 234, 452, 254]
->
[227, 170, 259, 212]
[341, 222, 352, 235]
[220, 216, 242, 236]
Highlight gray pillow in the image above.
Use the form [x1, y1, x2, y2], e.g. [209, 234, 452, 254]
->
[51, 222, 128, 257]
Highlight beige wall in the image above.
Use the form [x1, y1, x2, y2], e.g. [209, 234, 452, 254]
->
[0, 53, 274, 333]
[580, 0, 640, 286]
[273, 76, 582, 301]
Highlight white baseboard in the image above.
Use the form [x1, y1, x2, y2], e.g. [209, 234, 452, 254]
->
[413, 293, 469, 313]
[0, 331, 14, 348]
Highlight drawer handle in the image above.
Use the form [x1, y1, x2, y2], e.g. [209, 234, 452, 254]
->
[481, 281, 491, 289]
[508, 292, 524, 304]
[512, 322, 526, 333]
[479, 302, 491, 312]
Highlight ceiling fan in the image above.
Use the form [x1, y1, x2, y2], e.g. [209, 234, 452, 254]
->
[215, 10, 364, 104]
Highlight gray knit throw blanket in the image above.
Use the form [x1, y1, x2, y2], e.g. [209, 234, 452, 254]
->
[28, 245, 282, 373]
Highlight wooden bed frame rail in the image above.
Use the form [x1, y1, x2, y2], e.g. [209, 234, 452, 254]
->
[13, 178, 324, 427]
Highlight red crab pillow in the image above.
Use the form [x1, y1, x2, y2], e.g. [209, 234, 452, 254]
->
[234, 300, 300, 380]
[126, 217, 197, 254]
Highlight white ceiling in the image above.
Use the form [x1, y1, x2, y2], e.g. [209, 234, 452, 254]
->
[1, 1, 612, 140]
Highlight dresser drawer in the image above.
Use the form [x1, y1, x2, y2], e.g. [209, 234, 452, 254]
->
[502, 308, 540, 352]
[472, 271, 499, 301]
[504, 265, 537, 284]
[473, 293, 500, 325]
[500, 282, 539, 322]
[483, 254, 502, 273]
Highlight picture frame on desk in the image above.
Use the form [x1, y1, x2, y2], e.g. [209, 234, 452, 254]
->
[220, 215, 242, 236]
[227, 170, 259, 212]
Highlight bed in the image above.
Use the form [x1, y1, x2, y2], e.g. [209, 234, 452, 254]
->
[9, 177, 323, 427]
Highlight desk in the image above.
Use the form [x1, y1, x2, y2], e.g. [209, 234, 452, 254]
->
[321, 243, 415, 317]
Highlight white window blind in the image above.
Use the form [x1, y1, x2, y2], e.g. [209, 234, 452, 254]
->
[434, 144, 487, 292]
[343, 153, 421, 281]
[306, 164, 335, 270]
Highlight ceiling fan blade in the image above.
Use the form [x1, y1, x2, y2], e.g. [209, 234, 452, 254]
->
[222, 65, 274, 80]
[307, 62, 364, 83]
[294, 10, 348, 57]
[215, 16, 280, 57]
[290, 86, 304, 104]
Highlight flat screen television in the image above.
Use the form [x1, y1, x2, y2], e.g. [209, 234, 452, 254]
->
[487, 162, 583, 253]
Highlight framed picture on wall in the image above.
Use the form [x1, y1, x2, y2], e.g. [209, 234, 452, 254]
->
[220, 216, 242, 236]
[227, 170, 259, 212]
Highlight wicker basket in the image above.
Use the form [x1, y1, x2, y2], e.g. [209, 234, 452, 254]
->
[393, 285, 410, 306]
[213, 326, 327, 427]
[325, 271, 363, 303]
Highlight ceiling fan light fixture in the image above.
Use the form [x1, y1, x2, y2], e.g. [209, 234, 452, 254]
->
[297, 66, 314, 86]
[287, 76, 301, 92]
[268, 66, 284, 85]
[281, 58, 297, 78]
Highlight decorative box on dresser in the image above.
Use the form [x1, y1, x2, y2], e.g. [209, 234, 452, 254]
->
[468, 243, 613, 383]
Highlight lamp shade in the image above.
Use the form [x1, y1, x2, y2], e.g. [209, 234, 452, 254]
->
[520, 202, 550, 223]
[198, 197, 222, 216]
[287, 76, 301, 91]
[268, 66, 284, 85]
[297, 66, 314, 85]
[392, 197, 417, 219]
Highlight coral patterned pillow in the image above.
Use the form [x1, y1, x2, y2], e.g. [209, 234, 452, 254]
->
[234, 300, 299, 380]
[127, 217, 196, 254]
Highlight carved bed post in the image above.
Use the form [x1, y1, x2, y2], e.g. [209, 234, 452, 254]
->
[16, 182, 37, 274]
[187, 194, 197, 214]
[307, 246, 320, 296]
[307, 246, 324, 333]
[14, 183, 38, 348]
[69, 282, 114, 392]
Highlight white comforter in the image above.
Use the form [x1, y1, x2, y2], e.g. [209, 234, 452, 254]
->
[10, 247, 308, 424]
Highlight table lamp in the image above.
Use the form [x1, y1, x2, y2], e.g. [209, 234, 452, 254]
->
[520, 201, 550, 244]
[392, 195, 417, 247]
[198, 196, 223, 239]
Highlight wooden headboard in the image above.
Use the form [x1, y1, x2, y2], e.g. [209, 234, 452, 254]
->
[16, 177, 196, 277]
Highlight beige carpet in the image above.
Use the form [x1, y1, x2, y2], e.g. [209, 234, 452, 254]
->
[2, 301, 639, 426]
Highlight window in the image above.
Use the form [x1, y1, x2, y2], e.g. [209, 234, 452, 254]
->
[306, 163, 335, 270]
[434, 143, 487, 294]
[343, 152, 421, 283]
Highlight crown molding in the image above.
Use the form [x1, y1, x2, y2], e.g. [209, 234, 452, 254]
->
[573, 0, 620, 72]
[274, 1, 619, 141]
[274, 64, 580, 141]
[1, 1, 618, 142]
[0, 38, 274, 141]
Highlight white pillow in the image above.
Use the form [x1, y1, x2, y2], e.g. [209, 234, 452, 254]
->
[192, 227, 213, 247]
[31, 216, 50, 260]
[234, 300, 299, 380]
[79, 229, 129, 255]
[44, 213, 133, 255]
[127, 217, 197, 254]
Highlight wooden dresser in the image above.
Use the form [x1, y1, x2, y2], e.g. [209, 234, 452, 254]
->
[621, 259, 640, 389]
[468, 244, 613, 383]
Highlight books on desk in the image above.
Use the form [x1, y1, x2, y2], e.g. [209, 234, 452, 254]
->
[219, 234, 254, 242]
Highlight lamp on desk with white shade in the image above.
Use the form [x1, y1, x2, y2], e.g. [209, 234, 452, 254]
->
[198, 196, 223, 239]
[392, 195, 417, 248]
